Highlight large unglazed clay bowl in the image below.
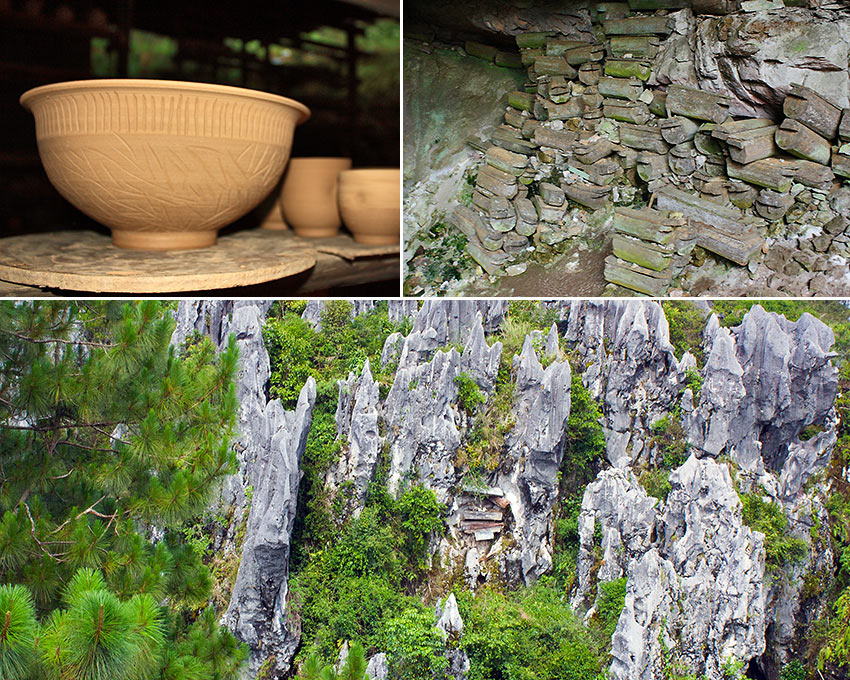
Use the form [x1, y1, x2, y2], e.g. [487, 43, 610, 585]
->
[20, 79, 310, 250]
[338, 168, 400, 245]
[280, 156, 352, 237]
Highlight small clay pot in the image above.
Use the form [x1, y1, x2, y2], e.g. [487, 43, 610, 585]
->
[20, 79, 310, 250]
[338, 168, 400, 245]
[280, 157, 352, 237]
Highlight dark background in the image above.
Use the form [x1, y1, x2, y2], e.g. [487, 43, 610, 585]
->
[0, 0, 399, 239]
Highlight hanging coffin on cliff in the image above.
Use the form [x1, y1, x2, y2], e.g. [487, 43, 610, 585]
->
[564, 44, 606, 65]
[534, 97, 585, 121]
[754, 188, 793, 222]
[491, 126, 538, 155]
[612, 233, 674, 271]
[648, 91, 668, 118]
[726, 158, 797, 192]
[660, 116, 700, 144]
[666, 84, 733, 123]
[533, 55, 578, 78]
[579, 62, 603, 86]
[832, 148, 850, 179]
[534, 127, 580, 151]
[783, 84, 842, 140]
[507, 91, 536, 112]
[486, 146, 529, 176]
[545, 39, 589, 56]
[573, 138, 616, 164]
[775, 118, 832, 165]
[603, 99, 652, 124]
[727, 180, 758, 209]
[604, 256, 672, 296]
[598, 76, 644, 101]
[603, 15, 673, 35]
[561, 180, 612, 209]
[619, 123, 669, 154]
[723, 124, 779, 164]
[839, 110, 850, 143]
[636, 151, 669, 181]
[608, 35, 661, 59]
[793, 159, 835, 191]
[604, 58, 652, 81]
[669, 142, 696, 176]
[613, 206, 684, 244]
[515, 32, 555, 49]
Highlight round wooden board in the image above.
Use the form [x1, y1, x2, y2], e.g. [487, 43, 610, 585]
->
[0, 230, 317, 293]
[298, 234, 400, 260]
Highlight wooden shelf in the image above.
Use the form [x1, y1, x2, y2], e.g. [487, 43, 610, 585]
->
[0, 228, 399, 296]
[0, 9, 116, 39]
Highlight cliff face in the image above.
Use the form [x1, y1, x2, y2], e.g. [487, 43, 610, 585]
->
[179, 300, 841, 680]
[172, 302, 316, 678]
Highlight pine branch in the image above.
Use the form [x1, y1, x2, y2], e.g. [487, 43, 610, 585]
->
[0, 328, 110, 349]
[23, 502, 65, 561]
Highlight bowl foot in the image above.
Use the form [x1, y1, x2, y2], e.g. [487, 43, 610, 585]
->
[111, 230, 218, 251]
[292, 226, 341, 238]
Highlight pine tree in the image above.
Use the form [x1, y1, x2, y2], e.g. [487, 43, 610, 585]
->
[0, 301, 247, 680]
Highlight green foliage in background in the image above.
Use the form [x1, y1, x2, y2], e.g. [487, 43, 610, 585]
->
[0, 301, 246, 680]
[661, 301, 708, 367]
[289, 484, 445, 673]
[297, 641, 368, 680]
[457, 581, 605, 680]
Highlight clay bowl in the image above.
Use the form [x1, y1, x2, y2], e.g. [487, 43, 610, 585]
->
[280, 156, 352, 238]
[20, 79, 310, 250]
[338, 168, 400, 245]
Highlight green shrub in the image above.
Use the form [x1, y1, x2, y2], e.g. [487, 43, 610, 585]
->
[780, 659, 806, 680]
[459, 581, 605, 680]
[455, 372, 486, 414]
[661, 301, 708, 367]
[592, 578, 627, 652]
[384, 607, 450, 680]
[638, 468, 672, 502]
[739, 493, 808, 570]
[563, 371, 606, 484]
[649, 415, 690, 469]
[685, 367, 703, 401]
[396, 486, 446, 571]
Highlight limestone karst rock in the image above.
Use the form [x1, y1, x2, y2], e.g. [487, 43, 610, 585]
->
[176, 299, 844, 679]
[326, 358, 382, 518]
[564, 300, 684, 467]
[172, 301, 316, 678]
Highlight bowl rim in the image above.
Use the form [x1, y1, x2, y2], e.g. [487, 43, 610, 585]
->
[20, 78, 310, 124]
